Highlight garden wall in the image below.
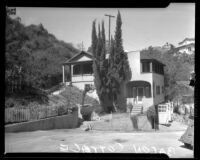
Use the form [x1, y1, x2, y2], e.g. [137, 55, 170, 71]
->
[5, 110, 78, 132]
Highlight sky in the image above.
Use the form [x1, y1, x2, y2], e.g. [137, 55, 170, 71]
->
[10, 3, 195, 51]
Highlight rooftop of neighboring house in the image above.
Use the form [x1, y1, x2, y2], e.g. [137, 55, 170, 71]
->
[175, 42, 195, 50]
[178, 38, 195, 45]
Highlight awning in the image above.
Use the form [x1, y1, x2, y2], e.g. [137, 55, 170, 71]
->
[126, 80, 151, 88]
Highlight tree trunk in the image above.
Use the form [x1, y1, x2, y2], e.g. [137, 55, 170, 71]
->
[116, 83, 127, 112]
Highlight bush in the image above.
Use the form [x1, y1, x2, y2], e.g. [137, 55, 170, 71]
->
[146, 105, 158, 129]
[57, 105, 68, 116]
[81, 105, 94, 121]
[173, 105, 180, 114]
[5, 98, 15, 108]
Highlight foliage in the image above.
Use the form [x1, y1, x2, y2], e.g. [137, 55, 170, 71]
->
[57, 105, 68, 116]
[91, 20, 112, 112]
[106, 11, 132, 112]
[90, 11, 132, 113]
[81, 105, 94, 121]
[5, 15, 79, 92]
[141, 45, 194, 101]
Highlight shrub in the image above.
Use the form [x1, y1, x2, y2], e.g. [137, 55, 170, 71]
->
[57, 105, 67, 116]
[146, 105, 158, 129]
[173, 105, 180, 114]
[5, 98, 15, 108]
[81, 104, 94, 121]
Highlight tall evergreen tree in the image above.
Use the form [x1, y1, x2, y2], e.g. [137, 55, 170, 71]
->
[91, 20, 101, 102]
[108, 11, 132, 112]
[91, 12, 132, 112]
[91, 20, 113, 112]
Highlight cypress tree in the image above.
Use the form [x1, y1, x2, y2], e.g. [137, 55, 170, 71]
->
[91, 20, 101, 104]
[91, 20, 97, 58]
[91, 20, 112, 112]
[108, 11, 132, 112]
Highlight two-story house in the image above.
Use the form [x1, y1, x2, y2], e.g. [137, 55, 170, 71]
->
[62, 50, 165, 112]
[126, 51, 165, 112]
[62, 51, 98, 100]
[175, 38, 195, 55]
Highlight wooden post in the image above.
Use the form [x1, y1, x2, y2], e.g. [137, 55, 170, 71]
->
[62, 65, 65, 83]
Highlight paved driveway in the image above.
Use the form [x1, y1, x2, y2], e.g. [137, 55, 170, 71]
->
[5, 128, 193, 158]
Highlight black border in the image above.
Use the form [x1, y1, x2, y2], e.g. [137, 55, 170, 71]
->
[2, 0, 199, 159]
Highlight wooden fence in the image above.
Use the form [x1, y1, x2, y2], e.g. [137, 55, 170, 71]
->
[5, 105, 72, 124]
[5, 108, 30, 124]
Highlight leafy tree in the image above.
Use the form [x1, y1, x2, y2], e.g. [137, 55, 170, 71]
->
[141, 45, 194, 101]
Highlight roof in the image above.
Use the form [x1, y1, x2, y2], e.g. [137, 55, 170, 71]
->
[62, 51, 93, 65]
[175, 43, 195, 50]
[178, 38, 194, 45]
[140, 52, 165, 66]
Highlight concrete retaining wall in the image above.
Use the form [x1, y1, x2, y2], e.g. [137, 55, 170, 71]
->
[5, 110, 78, 133]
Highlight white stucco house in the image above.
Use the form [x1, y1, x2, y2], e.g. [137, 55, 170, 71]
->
[175, 38, 195, 55]
[62, 50, 165, 112]
[126, 51, 165, 112]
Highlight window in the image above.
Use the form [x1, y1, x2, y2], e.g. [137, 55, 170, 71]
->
[153, 82, 155, 97]
[82, 63, 93, 74]
[156, 86, 160, 95]
[73, 64, 81, 75]
[145, 86, 151, 98]
[152, 62, 164, 75]
[162, 86, 164, 94]
[142, 62, 150, 73]
[73, 63, 93, 75]
[158, 105, 167, 112]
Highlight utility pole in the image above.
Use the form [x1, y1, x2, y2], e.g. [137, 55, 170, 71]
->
[105, 14, 115, 48]
[81, 41, 84, 51]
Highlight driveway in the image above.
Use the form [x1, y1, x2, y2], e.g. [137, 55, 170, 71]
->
[5, 128, 193, 158]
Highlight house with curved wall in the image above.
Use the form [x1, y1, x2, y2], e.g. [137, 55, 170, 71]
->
[126, 51, 165, 112]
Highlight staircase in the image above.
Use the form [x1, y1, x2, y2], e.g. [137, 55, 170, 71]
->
[131, 104, 143, 115]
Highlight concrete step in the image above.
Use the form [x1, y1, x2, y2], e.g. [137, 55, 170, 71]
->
[131, 105, 143, 115]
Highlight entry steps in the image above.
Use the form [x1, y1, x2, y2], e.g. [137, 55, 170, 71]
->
[131, 104, 143, 115]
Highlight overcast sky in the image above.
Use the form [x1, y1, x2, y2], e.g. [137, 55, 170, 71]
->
[11, 3, 195, 51]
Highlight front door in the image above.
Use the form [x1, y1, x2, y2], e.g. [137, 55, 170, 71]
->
[137, 87, 144, 104]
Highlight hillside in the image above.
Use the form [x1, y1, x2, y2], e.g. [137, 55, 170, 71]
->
[6, 15, 80, 91]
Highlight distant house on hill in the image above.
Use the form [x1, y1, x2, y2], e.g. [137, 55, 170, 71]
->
[62, 50, 165, 112]
[175, 38, 195, 55]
